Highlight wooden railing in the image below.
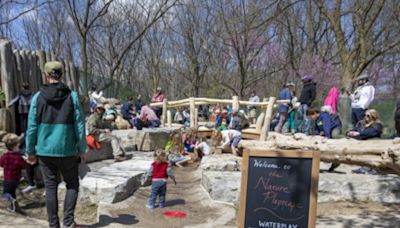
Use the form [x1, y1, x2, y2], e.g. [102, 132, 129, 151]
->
[150, 96, 290, 140]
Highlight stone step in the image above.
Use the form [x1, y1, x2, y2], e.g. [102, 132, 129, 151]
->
[60, 157, 153, 204]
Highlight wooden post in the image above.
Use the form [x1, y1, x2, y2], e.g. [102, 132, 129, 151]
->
[232, 95, 239, 112]
[36, 50, 45, 84]
[12, 50, 22, 95]
[194, 108, 198, 128]
[260, 97, 276, 141]
[167, 110, 172, 128]
[190, 97, 195, 128]
[0, 40, 17, 132]
[161, 99, 168, 126]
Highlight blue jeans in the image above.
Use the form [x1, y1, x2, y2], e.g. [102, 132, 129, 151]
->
[148, 181, 167, 207]
[297, 104, 311, 134]
[3, 180, 19, 200]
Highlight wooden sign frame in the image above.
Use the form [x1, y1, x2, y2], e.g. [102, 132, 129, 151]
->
[238, 148, 320, 228]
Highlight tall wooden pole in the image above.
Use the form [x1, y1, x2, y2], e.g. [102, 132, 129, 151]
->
[190, 97, 195, 128]
[260, 97, 276, 141]
[232, 95, 239, 112]
[161, 99, 168, 127]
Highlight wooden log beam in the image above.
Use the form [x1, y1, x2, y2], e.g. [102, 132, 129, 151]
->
[240, 133, 400, 175]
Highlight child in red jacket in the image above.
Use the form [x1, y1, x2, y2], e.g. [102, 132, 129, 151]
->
[145, 149, 176, 209]
[0, 133, 26, 212]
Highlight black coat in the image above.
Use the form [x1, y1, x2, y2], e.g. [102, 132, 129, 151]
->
[299, 82, 316, 106]
[395, 101, 400, 135]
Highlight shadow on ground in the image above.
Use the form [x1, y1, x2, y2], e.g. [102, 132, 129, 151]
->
[87, 214, 139, 228]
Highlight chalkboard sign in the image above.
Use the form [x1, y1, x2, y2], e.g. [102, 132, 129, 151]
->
[239, 149, 320, 228]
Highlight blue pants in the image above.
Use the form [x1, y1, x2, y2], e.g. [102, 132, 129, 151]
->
[297, 104, 311, 134]
[3, 180, 19, 200]
[148, 181, 167, 207]
[351, 108, 365, 127]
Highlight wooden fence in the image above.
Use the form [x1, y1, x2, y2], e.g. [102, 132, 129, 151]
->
[0, 39, 80, 132]
[150, 96, 289, 140]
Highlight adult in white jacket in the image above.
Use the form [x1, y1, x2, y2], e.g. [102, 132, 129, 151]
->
[347, 74, 375, 126]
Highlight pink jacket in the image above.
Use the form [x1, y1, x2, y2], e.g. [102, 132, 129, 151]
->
[324, 87, 340, 114]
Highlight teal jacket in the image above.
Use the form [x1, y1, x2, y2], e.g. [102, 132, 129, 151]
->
[25, 83, 87, 157]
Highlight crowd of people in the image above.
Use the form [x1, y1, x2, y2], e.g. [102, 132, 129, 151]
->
[1, 59, 400, 225]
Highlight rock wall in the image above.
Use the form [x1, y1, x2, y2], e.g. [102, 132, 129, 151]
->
[199, 154, 400, 205]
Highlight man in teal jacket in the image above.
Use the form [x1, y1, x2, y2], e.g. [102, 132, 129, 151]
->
[25, 61, 86, 228]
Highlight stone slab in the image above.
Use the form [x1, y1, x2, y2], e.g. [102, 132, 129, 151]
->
[201, 171, 241, 204]
[199, 154, 242, 172]
[60, 158, 153, 204]
[318, 173, 400, 203]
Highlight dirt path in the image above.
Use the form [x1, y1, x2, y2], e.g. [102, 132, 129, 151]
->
[80, 163, 236, 228]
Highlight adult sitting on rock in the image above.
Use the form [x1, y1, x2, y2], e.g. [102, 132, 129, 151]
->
[138, 103, 161, 128]
[348, 109, 383, 175]
[86, 104, 127, 162]
[347, 109, 383, 140]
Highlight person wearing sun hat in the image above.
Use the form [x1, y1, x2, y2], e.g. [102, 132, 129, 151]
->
[275, 82, 295, 133]
[25, 61, 86, 228]
[347, 73, 375, 127]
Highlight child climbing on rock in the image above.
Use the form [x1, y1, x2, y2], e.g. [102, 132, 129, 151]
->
[166, 132, 191, 167]
[145, 149, 176, 209]
[212, 129, 242, 156]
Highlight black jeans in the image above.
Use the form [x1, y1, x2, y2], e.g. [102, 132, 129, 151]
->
[26, 163, 39, 186]
[351, 108, 366, 127]
[39, 156, 79, 227]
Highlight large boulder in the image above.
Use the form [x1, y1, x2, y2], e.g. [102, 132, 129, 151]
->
[318, 173, 400, 203]
[200, 154, 241, 172]
[117, 128, 178, 151]
[201, 171, 241, 205]
[85, 143, 114, 163]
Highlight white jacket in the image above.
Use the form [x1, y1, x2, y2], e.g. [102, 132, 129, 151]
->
[350, 83, 375, 109]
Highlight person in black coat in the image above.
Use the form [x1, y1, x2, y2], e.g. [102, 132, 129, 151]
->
[347, 109, 383, 140]
[296, 75, 316, 134]
[8, 82, 33, 134]
[395, 101, 400, 137]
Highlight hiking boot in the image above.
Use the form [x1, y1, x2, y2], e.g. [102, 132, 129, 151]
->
[22, 185, 37, 194]
[115, 156, 128, 162]
[62, 222, 81, 228]
[328, 163, 340, 172]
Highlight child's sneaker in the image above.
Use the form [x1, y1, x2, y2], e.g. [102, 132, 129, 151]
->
[146, 204, 154, 209]
[159, 204, 165, 208]
[22, 185, 37, 194]
[7, 198, 16, 212]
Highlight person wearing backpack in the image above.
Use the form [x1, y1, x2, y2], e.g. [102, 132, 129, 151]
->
[25, 61, 87, 228]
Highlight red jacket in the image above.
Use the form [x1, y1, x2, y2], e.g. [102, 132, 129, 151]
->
[0, 151, 26, 181]
[151, 162, 169, 179]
